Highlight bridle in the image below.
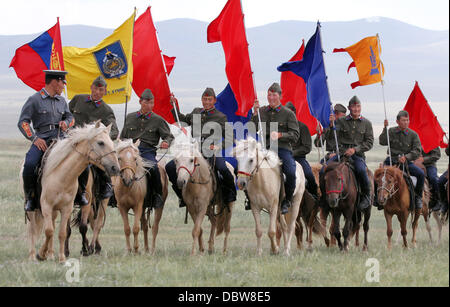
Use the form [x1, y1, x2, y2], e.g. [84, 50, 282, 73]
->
[118, 146, 147, 187]
[377, 168, 399, 204]
[177, 156, 211, 185]
[73, 139, 116, 165]
[236, 145, 267, 182]
[325, 165, 351, 201]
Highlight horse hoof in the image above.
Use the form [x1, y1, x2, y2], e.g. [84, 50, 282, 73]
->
[36, 253, 46, 261]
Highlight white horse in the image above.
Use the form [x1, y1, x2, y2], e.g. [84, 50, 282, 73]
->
[25, 121, 119, 262]
[173, 142, 235, 256]
[233, 138, 305, 256]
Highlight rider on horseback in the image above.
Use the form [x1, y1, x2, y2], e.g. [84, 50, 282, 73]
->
[379, 110, 425, 210]
[252, 83, 300, 215]
[325, 96, 374, 211]
[166, 88, 237, 207]
[18, 70, 74, 211]
[416, 146, 442, 212]
[121, 89, 174, 209]
[69, 76, 119, 206]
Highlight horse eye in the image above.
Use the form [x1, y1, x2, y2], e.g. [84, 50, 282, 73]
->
[118, 157, 122, 161]
[190, 159, 194, 163]
[97, 141, 105, 146]
[249, 159, 253, 164]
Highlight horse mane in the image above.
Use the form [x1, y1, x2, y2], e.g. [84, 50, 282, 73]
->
[234, 137, 281, 168]
[43, 123, 109, 175]
[323, 161, 344, 174]
[116, 139, 154, 170]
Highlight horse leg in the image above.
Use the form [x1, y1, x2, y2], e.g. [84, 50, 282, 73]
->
[362, 210, 370, 252]
[433, 212, 442, 244]
[422, 207, 433, 244]
[251, 208, 264, 256]
[411, 209, 421, 248]
[191, 209, 206, 256]
[58, 205, 73, 263]
[150, 208, 162, 255]
[342, 210, 353, 252]
[295, 219, 303, 250]
[37, 205, 53, 261]
[64, 219, 71, 258]
[90, 199, 107, 254]
[79, 205, 91, 256]
[27, 211, 43, 261]
[385, 212, 394, 250]
[332, 210, 343, 251]
[208, 215, 216, 255]
[47, 210, 58, 260]
[132, 204, 143, 254]
[284, 202, 301, 256]
[140, 211, 149, 254]
[118, 206, 132, 253]
[268, 207, 280, 255]
[324, 208, 337, 247]
[222, 204, 233, 254]
[398, 213, 408, 249]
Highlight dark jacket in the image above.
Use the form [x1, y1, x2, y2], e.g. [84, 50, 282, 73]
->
[379, 126, 422, 163]
[335, 115, 374, 159]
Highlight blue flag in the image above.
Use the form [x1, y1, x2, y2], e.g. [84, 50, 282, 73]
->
[277, 23, 331, 128]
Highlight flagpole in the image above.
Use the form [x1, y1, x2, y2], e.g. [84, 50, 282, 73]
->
[378, 34, 392, 166]
[123, 95, 128, 128]
[240, 0, 264, 150]
[317, 21, 340, 162]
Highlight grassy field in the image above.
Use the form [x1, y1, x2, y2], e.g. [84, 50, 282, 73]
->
[0, 138, 448, 287]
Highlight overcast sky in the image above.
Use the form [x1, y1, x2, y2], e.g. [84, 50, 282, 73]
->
[0, 0, 448, 35]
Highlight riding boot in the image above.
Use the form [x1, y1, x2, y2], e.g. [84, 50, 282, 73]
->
[150, 167, 164, 209]
[373, 182, 383, 211]
[99, 171, 114, 200]
[244, 190, 252, 210]
[318, 172, 327, 209]
[429, 189, 441, 212]
[281, 195, 292, 215]
[172, 184, 186, 208]
[358, 186, 371, 211]
[75, 167, 89, 206]
[415, 194, 423, 210]
[220, 177, 237, 204]
[23, 175, 36, 212]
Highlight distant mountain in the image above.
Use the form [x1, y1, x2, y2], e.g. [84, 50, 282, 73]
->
[0, 17, 448, 138]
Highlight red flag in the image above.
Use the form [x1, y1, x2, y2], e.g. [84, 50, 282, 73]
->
[403, 82, 447, 153]
[9, 18, 64, 91]
[163, 55, 175, 76]
[207, 0, 256, 117]
[280, 40, 319, 136]
[133, 7, 175, 123]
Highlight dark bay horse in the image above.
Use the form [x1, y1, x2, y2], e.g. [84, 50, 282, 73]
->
[322, 160, 372, 251]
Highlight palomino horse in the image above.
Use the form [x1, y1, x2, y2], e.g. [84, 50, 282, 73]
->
[322, 160, 372, 251]
[374, 165, 432, 249]
[26, 122, 119, 262]
[112, 139, 167, 254]
[234, 138, 305, 256]
[173, 142, 234, 256]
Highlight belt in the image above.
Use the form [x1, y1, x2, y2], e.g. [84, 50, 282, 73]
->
[139, 141, 157, 149]
[36, 124, 59, 133]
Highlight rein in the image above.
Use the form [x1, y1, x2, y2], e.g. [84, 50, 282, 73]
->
[325, 164, 351, 201]
[236, 147, 268, 182]
[117, 146, 148, 187]
[378, 168, 399, 204]
[73, 140, 116, 165]
[177, 157, 211, 185]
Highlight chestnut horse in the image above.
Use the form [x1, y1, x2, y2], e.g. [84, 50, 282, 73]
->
[374, 165, 432, 249]
[112, 139, 167, 254]
[322, 160, 372, 251]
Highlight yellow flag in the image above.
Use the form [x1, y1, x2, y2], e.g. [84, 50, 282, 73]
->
[63, 11, 135, 104]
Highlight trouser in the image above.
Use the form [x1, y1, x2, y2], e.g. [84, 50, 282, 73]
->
[426, 165, 440, 203]
[295, 156, 318, 197]
[139, 147, 162, 197]
[277, 148, 297, 201]
[438, 170, 448, 203]
[384, 158, 424, 196]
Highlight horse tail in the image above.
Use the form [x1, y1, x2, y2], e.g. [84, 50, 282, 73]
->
[215, 203, 232, 237]
[71, 208, 82, 227]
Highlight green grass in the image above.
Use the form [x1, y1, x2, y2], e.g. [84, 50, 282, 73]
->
[0, 138, 448, 287]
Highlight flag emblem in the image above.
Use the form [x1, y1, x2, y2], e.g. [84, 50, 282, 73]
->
[94, 41, 127, 79]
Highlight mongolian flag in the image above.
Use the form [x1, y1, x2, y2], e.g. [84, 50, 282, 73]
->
[333, 36, 385, 89]
[277, 23, 332, 129]
[403, 82, 447, 153]
[207, 0, 256, 117]
[63, 11, 135, 104]
[9, 18, 64, 91]
[280, 39, 320, 136]
[133, 7, 176, 123]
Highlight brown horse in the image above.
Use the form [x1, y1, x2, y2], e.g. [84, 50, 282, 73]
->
[322, 160, 372, 251]
[112, 139, 167, 254]
[374, 165, 432, 249]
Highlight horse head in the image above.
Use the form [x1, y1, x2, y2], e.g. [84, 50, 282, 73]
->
[374, 167, 399, 207]
[323, 162, 350, 208]
[173, 141, 203, 190]
[116, 139, 142, 187]
[233, 137, 260, 190]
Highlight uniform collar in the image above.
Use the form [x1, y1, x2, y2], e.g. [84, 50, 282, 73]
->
[40, 88, 61, 100]
[395, 127, 410, 135]
[137, 111, 152, 119]
[201, 107, 216, 115]
[268, 104, 282, 112]
[87, 95, 102, 107]
[345, 114, 363, 121]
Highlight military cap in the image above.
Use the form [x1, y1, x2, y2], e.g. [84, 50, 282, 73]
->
[348, 95, 361, 107]
[92, 75, 107, 87]
[334, 103, 347, 114]
[397, 110, 409, 120]
[285, 101, 296, 113]
[140, 89, 154, 100]
[44, 70, 68, 82]
[268, 82, 282, 95]
[202, 87, 216, 98]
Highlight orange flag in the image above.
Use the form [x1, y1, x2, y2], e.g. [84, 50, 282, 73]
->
[333, 36, 384, 89]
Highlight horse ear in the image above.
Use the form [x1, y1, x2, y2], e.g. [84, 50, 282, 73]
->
[134, 139, 141, 147]
[94, 119, 102, 128]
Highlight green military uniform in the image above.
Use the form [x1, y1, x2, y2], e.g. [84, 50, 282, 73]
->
[250, 105, 300, 152]
[379, 127, 422, 163]
[421, 146, 441, 209]
[422, 147, 441, 168]
[335, 115, 374, 158]
[69, 94, 119, 139]
[121, 111, 174, 149]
